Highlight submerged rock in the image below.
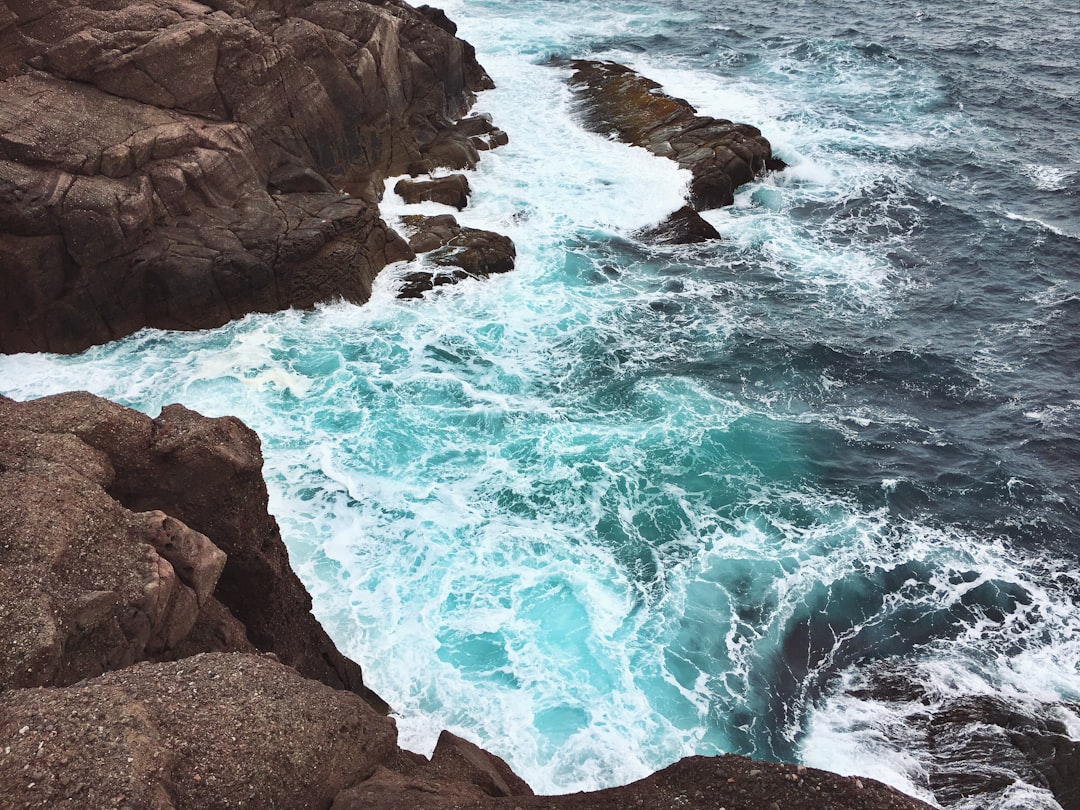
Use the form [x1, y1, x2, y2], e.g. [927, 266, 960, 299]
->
[849, 670, 1080, 809]
[0, 0, 498, 354]
[559, 58, 783, 210]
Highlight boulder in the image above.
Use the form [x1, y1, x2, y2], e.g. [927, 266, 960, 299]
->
[394, 214, 516, 298]
[0, 0, 501, 354]
[394, 173, 471, 210]
[638, 205, 722, 244]
[559, 59, 783, 210]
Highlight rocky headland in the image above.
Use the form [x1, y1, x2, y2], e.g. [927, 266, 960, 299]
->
[0, 0, 511, 354]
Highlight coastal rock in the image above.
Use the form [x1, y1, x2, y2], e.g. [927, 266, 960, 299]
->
[0, 653, 397, 810]
[848, 670, 1080, 808]
[560, 59, 783, 210]
[395, 173, 472, 209]
[335, 754, 933, 810]
[0, 407, 225, 688]
[638, 205, 722, 244]
[0, 0, 498, 354]
[0, 391, 387, 711]
[395, 213, 516, 298]
[333, 730, 534, 808]
[925, 696, 1080, 809]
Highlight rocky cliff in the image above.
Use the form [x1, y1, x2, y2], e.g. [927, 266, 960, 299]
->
[0, 0, 504, 354]
[0, 390, 937, 809]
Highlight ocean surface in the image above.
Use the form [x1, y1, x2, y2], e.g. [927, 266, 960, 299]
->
[2, 0, 1078, 806]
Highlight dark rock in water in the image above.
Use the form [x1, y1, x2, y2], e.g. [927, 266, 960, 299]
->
[558, 59, 782, 210]
[402, 213, 464, 254]
[396, 214, 516, 298]
[0, 0, 499, 354]
[429, 230, 517, 277]
[926, 696, 1080, 810]
[408, 115, 510, 173]
[851, 669, 1080, 809]
[638, 205, 722, 244]
[395, 174, 472, 210]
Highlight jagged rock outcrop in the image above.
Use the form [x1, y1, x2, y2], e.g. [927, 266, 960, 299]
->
[0, 391, 385, 710]
[0, 0, 502, 354]
[395, 213, 516, 298]
[560, 59, 783, 211]
[637, 205, 722, 245]
[0, 391, 938, 809]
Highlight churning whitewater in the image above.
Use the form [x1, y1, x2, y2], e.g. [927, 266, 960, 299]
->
[2, 1, 1078, 807]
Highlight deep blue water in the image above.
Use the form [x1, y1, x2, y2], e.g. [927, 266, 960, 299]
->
[2, 1, 1078, 806]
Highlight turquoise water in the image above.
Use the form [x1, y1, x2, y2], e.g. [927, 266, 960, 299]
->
[2, 1, 1079, 806]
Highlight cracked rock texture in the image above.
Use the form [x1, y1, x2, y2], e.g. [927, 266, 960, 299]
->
[0, 0, 495, 354]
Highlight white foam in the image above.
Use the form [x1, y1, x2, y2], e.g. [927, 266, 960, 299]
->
[1004, 210, 1077, 239]
[1021, 163, 1074, 192]
[2, 2, 1078, 803]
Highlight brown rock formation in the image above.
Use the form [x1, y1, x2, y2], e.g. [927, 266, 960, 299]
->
[560, 59, 783, 210]
[0, 390, 385, 710]
[395, 173, 472, 210]
[395, 213, 516, 298]
[0, 653, 397, 809]
[0, 0, 500, 354]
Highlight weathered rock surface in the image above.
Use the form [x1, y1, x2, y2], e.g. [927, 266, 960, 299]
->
[0, 391, 940, 809]
[0, 391, 385, 710]
[395, 173, 472, 209]
[560, 59, 783, 210]
[0, 0, 499, 354]
[395, 213, 516, 298]
[0, 653, 397, 810]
